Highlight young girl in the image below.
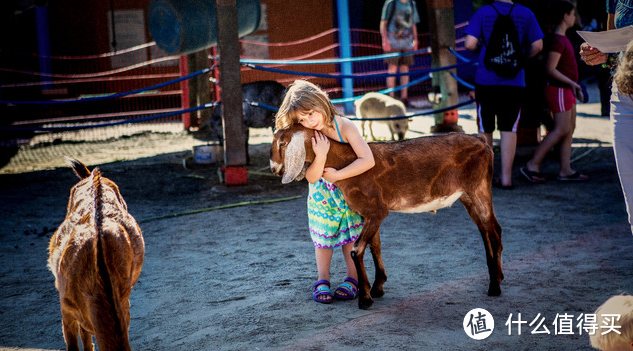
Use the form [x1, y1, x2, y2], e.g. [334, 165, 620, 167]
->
[521, 0, 589, 183]
[275, 80, 375, 304]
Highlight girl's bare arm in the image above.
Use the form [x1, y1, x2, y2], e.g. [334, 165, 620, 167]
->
[322, 118, 375, 183]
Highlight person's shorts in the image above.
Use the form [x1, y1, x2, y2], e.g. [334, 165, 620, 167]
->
[544, 84, 576, 113]
[384, 50, 415, 66]
[475, 84, 525, 133]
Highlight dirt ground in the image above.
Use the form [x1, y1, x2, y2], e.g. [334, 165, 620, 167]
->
[1, 85, 632, 350]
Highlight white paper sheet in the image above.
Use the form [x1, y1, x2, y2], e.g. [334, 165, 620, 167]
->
[576, 26, 633, 53]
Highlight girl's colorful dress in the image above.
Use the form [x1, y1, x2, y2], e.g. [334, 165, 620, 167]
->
[308, 179, 363, 248]
[307, 117, 363, 249]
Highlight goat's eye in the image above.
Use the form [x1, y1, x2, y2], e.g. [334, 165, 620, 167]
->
[278, 141, 286, 148]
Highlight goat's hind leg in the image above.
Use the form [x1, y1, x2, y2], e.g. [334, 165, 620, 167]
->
[459, 193, 503, 296]
[61, 313, 81, 351]
[369, 231, 387, 298]
[80, 326, 95, 351]
[351, 217, 385, 309]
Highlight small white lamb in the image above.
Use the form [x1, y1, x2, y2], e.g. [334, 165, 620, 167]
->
[354, 92, 409, 141]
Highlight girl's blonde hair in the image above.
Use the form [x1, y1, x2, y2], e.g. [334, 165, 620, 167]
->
[274, 80, 343, 130]
[615, 40, 633, 96]
[589, 295, 633, 350]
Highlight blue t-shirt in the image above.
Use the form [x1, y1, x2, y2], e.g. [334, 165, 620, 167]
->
[381, 0, 420, 37]
[464, 1, 544, 87]
[607, 0, 633, 28]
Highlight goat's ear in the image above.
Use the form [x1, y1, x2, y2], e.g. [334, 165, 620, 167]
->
[282, 131, 306, 184]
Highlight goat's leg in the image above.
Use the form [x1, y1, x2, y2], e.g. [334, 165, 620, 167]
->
[80, 326, 95, 351]
[369, 121, 377, 141]
[350, 240, 371, 309]
[369, 231, 387, 298]
[351, 216, 385, 309]
[61, 314, 81, 351]
[460, 193, 504, 296]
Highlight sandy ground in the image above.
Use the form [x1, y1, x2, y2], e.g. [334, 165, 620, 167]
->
[1, 83, 632, 350]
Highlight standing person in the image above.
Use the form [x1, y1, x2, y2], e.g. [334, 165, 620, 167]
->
[464, 0, 544, 189]
[521, 0, 589, 183]
[274, 80, 375, 304]
[580, 0, 633, 234]
[380, 0, 420, 107]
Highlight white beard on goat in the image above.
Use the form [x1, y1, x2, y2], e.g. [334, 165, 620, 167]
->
[281, 132, 307, 184]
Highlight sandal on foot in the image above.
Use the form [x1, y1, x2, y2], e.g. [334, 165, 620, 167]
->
[557, 172, 589, 181]
[334, 277, 358, 300]
[312, 280, 333, 304]
[520, 167, 545, 184]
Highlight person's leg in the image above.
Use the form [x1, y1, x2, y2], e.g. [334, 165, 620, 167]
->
[387, 64, 398, 97]
[611, 84, 633, 234]
[334, 242, 359, 298]
[475, 85, 495, 149]
[341, 242, 358, 281]
[558, 105, 577, 177]
[496, 85, 523, 187]
[499, 131, 517, 187]
[400, 64, 410, 100]
[314, 247, 333, 302]
[526, 109, 572, 173]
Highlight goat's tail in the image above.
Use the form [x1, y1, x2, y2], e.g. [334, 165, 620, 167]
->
[92, 169, 132, 351]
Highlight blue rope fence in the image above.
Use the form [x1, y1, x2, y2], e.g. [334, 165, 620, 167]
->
[2, 102, 219, 132]
[243, 60, 473, 80]
[0, 67, 212, 105]
[237, 48, 430, 65]
[2, 49, 479, 131]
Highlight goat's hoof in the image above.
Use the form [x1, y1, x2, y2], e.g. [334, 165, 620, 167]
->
[370, 287, 385, 298]
[358, 297, 374, 310]
[487, 284, 502, 296]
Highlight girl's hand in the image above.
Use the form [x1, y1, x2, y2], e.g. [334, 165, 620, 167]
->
[322, 167, 340, 183]
[311, 131, 330, 158]
[579, 42, 607, 66]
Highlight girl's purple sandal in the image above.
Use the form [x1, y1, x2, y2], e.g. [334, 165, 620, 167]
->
[312, 280, 333, 304]
[334, 277, 358, 300]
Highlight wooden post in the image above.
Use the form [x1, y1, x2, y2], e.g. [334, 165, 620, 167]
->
[179, 56, 191, 129]
[185, 49, 212, 129]
[216, 0, 247, 182]
[426, 0, 462, 133]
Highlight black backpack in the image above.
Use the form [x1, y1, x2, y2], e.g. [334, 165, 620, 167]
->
[482, 3, 525, 78]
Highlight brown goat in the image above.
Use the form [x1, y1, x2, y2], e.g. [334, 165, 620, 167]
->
[270, 123, 503, 309]
[48, 158, 144, 350]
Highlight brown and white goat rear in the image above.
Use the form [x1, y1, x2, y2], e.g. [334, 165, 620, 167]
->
[270, 124, 503, 309]
[48, 158, 144, 351]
